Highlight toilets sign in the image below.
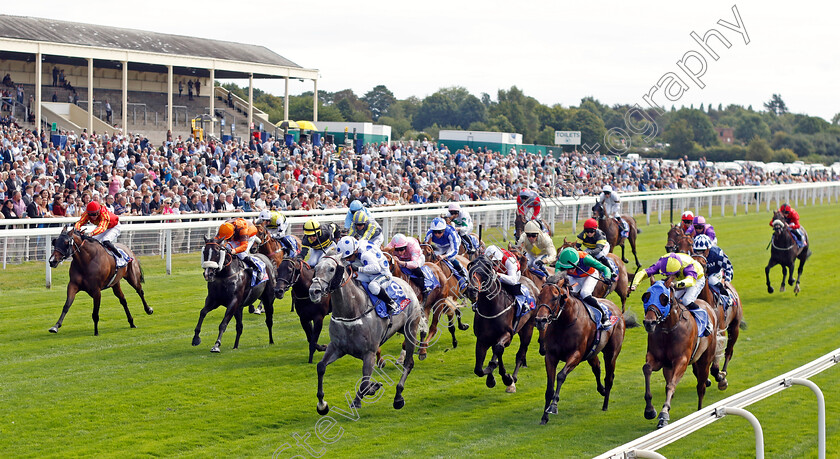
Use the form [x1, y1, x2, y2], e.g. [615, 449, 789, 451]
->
[554, 131, 581, 145]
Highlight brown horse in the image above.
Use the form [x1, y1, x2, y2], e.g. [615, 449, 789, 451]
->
[559, 238, 630, 313]
[514, 213, 552, 241]
[665, 225, 693, 254]
[418, 243, 471, 333]
[766, 211, 810, 295]
[592, 202, 641, 268]
[641, 280, 719, 429]
[535, 278, 626, 424]
[274, 257, 331, 363]
[48, 227, 152, 335]
[467, 255, 538, 393]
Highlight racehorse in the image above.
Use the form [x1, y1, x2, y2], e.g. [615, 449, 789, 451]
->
[691, 254, 745, 391]
[665, 225, 693, 254]
[442, 215, 486, 261]
[382, 251, 461, 359]
[420, 243, 472, 331]
[48, 227, 152, 335]
[309, 256, 424, 413]
[641, 281, 719, 429]
[592, 202, 641, 268]
[507, 243, 548, 291]
[559, 238, 631, 313]
[193, 237, 276, 353]
[766, 210, 810, 295]
[467, 255, 538, 393]
[535, 278, 625, 424]
[514, 213, 553, 241]
[256, 225, 303, 267]
[274, 257, 331, 363]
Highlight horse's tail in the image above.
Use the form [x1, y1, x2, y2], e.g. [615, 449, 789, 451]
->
[623, 310, 640, 328]
[739, 319, 748, 330]
[139, 263, 145, 284]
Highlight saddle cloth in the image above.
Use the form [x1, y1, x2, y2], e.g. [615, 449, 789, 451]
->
[108, 246, 132, 268]
[584, 300, 619, 331]
[529, 264, 549, 278]
[250, 257, 269, 287]
[363, 281, 411, 319]
[688, 308, 713, 338]
[709, 283, 733, 311]
[399, 265, 441, 291]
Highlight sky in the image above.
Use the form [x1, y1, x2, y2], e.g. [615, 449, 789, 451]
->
[4, 1, 839, 120]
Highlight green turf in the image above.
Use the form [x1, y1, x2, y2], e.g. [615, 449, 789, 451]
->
[2, 202, 838, 458]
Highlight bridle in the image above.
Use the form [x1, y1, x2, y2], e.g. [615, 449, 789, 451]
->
[52, 230, 86, 262]
[202, 240, 232, 272]
[535, 283, 574, 327]
[276, 257, 304, 291]
[309, 256, 353, 298]
[666, 228, 692, 253]
[644, 287, 684, 333]
[469, 256, 514, 319]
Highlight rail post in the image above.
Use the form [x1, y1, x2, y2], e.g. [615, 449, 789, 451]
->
[165, 229, 172, 275]
[717, 407, 764, 459]
[785, 378, 826, 459]
[45, 234, 51, 289]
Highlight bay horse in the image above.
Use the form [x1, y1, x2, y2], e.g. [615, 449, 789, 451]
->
[514, 213, 553, 241]
[665, 225, 693, 254]
[559, 238, 630, 313]
[382, 250, 461, 358]
[641, 280, 719, 429]
[309, 256, 424, 413]
[274, 257, 331, 363]
[467, 255, 538, 393]
[193, 237, 276, 353]
[48, 227, 152, 335]
[535, 277, 625, 424]
[256, 225, 303, 267]
[766, 211, 810, 295]
[420, 243, 472, 331]
[592, 202, 641, 268]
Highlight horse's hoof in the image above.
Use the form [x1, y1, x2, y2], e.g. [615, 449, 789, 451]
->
[657, 419, 669, 429]
[315, 344, 327, 352]
[767, 286, 774, 294]
[788, 279, 795, 286]
[502, 373, 514, 387]
[393, 397, 405, 410]
[130, 324, 137, 329]
[644, 407, 657, 420]
[705, 379, 711, 387]
[49, 326, 58, 334]
[718, 379, 729, 391]
[540, 417, 549, 425]
[351, 399, 362, 409]
[452, 339, 458, 349]
[794, 285, 800, 295]
[780, 286, 786, 293]
[192, 336, 201, 346]
[316, 401, 330, 416]
[418, 352, 427, 361]
[458, 323, 470, 331]
[505, 383, 516, 393]
[486, 375, 496, 389]
[210, 346, 220, 353]
[145, 307, 154, 315]
[547, 403, 558, 415]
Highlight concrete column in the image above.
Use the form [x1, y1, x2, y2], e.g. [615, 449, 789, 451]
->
[283, 77, 290, 122]
[121, 60, 128, 134]
[34, 50, 42, 136]
[87, 58, 94, 133]
[248, 73, 253, 131]
[209, 68, 215, 136]
[167, 65, 173, 133]
[312, 78, 318, 121]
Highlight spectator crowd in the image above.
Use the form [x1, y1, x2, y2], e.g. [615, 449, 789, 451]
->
[0, 122, 836, 222]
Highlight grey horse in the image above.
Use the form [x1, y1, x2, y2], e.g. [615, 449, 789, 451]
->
[309, 256, 425, 413]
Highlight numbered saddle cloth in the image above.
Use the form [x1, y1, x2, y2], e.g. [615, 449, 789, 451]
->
[465, 234, 480, 251]
[363, 281, 411, 319]
[250, 257, 269, 287]
[585, 300, 618, 331]
[688, 308, 712, 338]
[279, 235, 300, 258]
[109, 246, 132, 269]
[515, 284, 536, 317]
[399, 265, 441, 291]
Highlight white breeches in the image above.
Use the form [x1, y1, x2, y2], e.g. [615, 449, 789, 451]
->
[567, 274, 598, 299]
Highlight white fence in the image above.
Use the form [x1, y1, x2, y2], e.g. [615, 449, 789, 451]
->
[596, 347, 840, 459]
[1, 182, 838, 288]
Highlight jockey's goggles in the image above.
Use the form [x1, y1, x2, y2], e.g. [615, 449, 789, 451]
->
[432, 230, 444, 235]
[88, 211, 99, 217]
[584, 228, 596, 233]
[449, 210, 459, 215]
[394, 246, 406, 251]
[526, 233, 538, 238]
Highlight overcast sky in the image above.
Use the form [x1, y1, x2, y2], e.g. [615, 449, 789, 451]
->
[5, 1, 839, 120]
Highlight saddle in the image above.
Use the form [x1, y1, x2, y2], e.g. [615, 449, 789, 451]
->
[361, 281, 411, 318]
[583, 299, 617, 331]
[688, 308, 713, 338]
[399, 265, 441, 291]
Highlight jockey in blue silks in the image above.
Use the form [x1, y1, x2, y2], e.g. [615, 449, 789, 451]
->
[343, 200, 374, 230]
[425, 217, 467, 278]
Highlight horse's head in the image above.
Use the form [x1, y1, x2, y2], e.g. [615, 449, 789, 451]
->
[592, 202, 605, 219]
[309, 256, 345, 303]
[559, 237, 574, 250]
[274, 257, 302, 299]
[421, 243, 439, 262]
[642, 281, 672, 333]
[49, 227, 77, 268]
[665, 225, 691, 254]
[467, 254, 498, 299]
[535, 279, 568, 331]
[201, 236, 230, 282]
[771, 219, 786, 234]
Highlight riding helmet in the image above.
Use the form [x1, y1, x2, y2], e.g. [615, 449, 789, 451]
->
[448, 203, 461, 214]
[681, 210, 694, 223]
[485, 245, 503, 262]
[349, 200, 363, 212]
[693, 235, 713, 252]
[217, 222, 235, 240]
[583, 218, 598, 230]
[602, 185, 613, 193]
[556, 247, 579, 269]
[693, 216, 706, 225]
[86, 201, 101, 214]
[352, 211, 369, 227]
[430, 217, 447, 232]
[337, 236, 358, 258]
[391, 233, 409, 248]
[256, 210, 271, 223]
[524, 220, 541, 234]
[780, 203, 791, 213]
[303, 219, 322, 236]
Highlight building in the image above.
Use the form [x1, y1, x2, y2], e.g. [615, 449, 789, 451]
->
[716, 127, 734, 144]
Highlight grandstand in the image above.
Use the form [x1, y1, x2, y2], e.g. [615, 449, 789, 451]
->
[0, 14, 319, 142]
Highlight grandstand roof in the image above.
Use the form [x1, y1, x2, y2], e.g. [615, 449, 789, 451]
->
[0, 15, 301, 68]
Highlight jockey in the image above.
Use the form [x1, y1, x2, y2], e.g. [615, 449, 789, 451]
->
[350, 211, 384, 247]
[774, 203, 806, 247]
[555, 247, 612, 327]
[517, 220, 556, 279]
[386, 233, 431, 296]
[300, 219, 336, 266]
[337, 236, 398, 313]
[215, 217, 262, 275]
[343, 199, 374, 230]
[255, 209, 299, 258]
[425, 217, 467, 278]
[692, 235, 733, 300]
[631, 252, 705, 310]
[692, 216, 717, 245]
[517, 185, 542, 221]
[484, 245, 522, 296]
[598, 184, 627, 236]
[74, 201, 121, 256]
[680, 211, 695, 236]
[576, 218, 612, 275]
[447, 203, 476, 255]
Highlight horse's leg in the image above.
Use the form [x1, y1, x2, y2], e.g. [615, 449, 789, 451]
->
[589, 355, 604, 396]
[192, 296, 219, 346]
[693, 351, 714, 410]
[541, 352, 559, 425]
[642, 354, 661, 420]
[601, 338, 621, 411]
[631, 233, 642, 268]
[50, 283, 80, 333]
[620, 240, 629, 264]
[352, 352, 379, 409]
[455, 306, 469, 330]
[211, 301, 239, 353]
[547, 354, 582, 417]
[719, 314, 740, 390]
[111, 283, 135, 329]
[658, 358, 689, 429]
[474, 340, 497, 388]
[232, 305, 244, 350]
[780, 264, 788, 292]
[508, 323, 535, 392]
[794, 253, 808, 295]
[765, 261, 777, 293]
[316, 344, 346, 415]
[125, 262, 152, 315]
[263, 292, 275, 345]
[394, 315, 418, 410]
[90, 290, 102, 336]
[299, 316, 315, 362]
[312, 315, 327, 352]
[787, 260, 796, 286]
[493, 330, 513, 388]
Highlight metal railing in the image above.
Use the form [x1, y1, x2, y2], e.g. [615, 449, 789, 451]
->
[126, 103, 147, 125]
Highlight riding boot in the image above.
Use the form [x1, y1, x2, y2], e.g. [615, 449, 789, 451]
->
[687, 301, 700, 310]
[584, 295, 611, 327]
[244, 256, 261, 280]
[376, 290, 398, 314]
[414, 268, 433, 296]
[101, 239, 119, 257]
[452, 258, 468, 279]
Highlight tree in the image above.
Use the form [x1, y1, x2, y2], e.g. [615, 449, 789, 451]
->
[734, 113, 771, 143]
[362, 85, 396, 121]
[457, 95, 487, 128]
[412, 93, 457, 130]
[832, 112, 840, 126]
[771, 148, 798, 163]
[565, 109, 606, 152]
[668, 108, 718, 147]
[794, 115, 828, 135]
[763, 94, 788, 116]
[746, 136, 772, 162]
[663, 119, 695, 156]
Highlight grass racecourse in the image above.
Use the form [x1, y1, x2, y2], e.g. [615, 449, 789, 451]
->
[2, 201, 839, 458]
